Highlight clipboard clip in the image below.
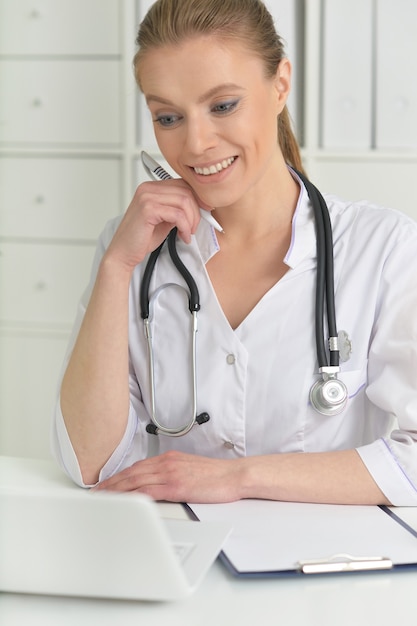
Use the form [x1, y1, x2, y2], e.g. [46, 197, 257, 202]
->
[298, 553, 393, 574]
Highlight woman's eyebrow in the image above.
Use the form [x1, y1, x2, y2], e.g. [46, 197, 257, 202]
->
[146, 82, 245, 106]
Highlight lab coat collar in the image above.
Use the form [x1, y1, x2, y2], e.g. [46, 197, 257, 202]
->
[284, 168, 316, 269]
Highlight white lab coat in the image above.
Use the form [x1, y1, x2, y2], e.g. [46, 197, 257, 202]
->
[52, 182, 417, 505]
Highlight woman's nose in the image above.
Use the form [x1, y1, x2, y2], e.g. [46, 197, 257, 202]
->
[184, 116, 218, 154]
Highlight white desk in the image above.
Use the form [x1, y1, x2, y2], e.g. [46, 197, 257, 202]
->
[1, 457, 417, 626]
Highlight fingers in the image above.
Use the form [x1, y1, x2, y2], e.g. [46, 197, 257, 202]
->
[92, 452, 244, 503]
[136, 180, 201, 244]
[104, 178, 204, 271]
[93, 453, 182, 497]
[95, 468, 165, 497]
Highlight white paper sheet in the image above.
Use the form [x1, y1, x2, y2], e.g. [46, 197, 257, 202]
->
[189, 500, 417, 574]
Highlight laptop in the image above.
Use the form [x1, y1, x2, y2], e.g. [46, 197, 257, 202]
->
[0, 457, 232, 601]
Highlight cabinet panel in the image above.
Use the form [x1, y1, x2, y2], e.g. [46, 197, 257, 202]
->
[0, 60, 121, 145]
[0, 0, 120, 55]
[137, 93, 158, 151]
[0, 157, 121, 239]
[320, 0, 373, 149]
[308, 159, 417, 220]
[0, 330, 68, 460]
[376, 0, 417, 149]
[0, 242, 95, 325]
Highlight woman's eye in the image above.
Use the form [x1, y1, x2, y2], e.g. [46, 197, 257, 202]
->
[154, 114, 181, 128]
[212, 100, 239, 115]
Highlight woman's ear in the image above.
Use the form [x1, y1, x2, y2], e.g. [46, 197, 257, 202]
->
[274, 58, 291, 113]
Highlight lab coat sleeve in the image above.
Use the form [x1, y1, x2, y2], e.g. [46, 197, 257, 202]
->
[50, 217, 149, 487]
[356, 219, 417, 505]
[52, 401, 139, 488]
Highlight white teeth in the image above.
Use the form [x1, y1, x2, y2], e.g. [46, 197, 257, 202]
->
[194, 157, 235, 176]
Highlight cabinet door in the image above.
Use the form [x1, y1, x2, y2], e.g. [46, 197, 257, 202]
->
[375, 0, 417, 149]
[0, 242, 96, 326]
[309, 159, 417, 220]
[0, 157, 121, 240]
[0, 0, 120, 55]
[320, 0, 373, 149]
[0, 330, 69, 460]
[0, 60, 121, 145]
[136, 0, 159, 151]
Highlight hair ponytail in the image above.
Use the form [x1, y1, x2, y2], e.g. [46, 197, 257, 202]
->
[278, 106, 306, 175]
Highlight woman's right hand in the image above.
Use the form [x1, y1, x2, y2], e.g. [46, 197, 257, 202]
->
[103, 178, 208, 272]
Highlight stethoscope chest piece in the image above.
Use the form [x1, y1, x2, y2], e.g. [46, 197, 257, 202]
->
[310, 369, 348, 416]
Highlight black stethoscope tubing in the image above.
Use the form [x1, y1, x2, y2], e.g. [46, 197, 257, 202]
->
[139, 172, 347, 435]
[140, 227, 200, 318]
[295, 171, 339, 369]
[140, 175, 337, 367]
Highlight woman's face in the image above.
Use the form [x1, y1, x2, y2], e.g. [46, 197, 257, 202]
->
[139, 35, 290, 211]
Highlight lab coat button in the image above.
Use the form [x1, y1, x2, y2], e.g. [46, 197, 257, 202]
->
[223, 440, 235, 450]
[226, 354, 236, 365]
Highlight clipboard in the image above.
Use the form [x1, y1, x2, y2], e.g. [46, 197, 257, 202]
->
[186, 500, 417, 578]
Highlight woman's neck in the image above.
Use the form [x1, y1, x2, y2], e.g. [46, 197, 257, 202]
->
[211, 158, 300, 244]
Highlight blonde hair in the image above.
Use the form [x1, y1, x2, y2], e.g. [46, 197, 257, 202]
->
[134, 0, 305, 175]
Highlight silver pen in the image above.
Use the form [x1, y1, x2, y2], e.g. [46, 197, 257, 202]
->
[141, 151, 224, 233]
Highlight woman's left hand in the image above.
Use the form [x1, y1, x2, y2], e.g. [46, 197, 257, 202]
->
[92, 451, 247, 503]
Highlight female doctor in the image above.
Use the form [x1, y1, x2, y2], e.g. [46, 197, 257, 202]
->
[53, 0, 417, 506]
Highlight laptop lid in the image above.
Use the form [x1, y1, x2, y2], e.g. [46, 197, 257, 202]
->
[0, 458, 231, 601]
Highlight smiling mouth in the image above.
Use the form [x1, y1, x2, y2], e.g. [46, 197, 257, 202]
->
[193, 157, 236, 176]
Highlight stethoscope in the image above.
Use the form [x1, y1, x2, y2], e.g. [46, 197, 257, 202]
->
[139, 170, 349, 437]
